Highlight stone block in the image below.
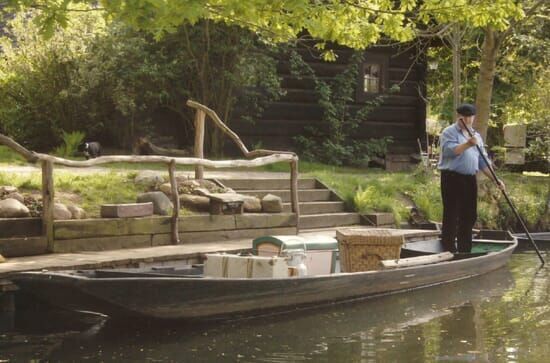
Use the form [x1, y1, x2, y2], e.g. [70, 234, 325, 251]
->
[261, 194, 283, 213]
[100, 203, 154, 218]
[505, 148, 525, 165]
[503, 124, 526, 147]
[137, 191, 173, 215]
[363, 213, 395, 226]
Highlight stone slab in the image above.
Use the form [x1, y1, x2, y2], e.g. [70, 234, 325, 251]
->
[216, 178, 317, 190]
[363, 213, 395, 226]
[100, 203, 154, 218]
[505, 148, 525, 165]
[234, 213, 297, 229]
[503, 124, 526, 147]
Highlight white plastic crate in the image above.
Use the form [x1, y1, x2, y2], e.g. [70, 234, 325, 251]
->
[204, 253, 289, 278]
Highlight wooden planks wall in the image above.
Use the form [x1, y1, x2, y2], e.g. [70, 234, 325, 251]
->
[232, 45, 427, 156]
[0, 213, 297, 256]
[52, 213, 297, 253]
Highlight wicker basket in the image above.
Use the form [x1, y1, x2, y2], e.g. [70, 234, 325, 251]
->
[336, 228, 405, 272]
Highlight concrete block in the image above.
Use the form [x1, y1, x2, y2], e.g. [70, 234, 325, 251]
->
[503, 124, 526, 147]
[505, 148, 525, 165]
[100, 203, 154, 218]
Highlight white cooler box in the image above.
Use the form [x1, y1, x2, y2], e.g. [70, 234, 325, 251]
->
[204, 253, 289, 278]
[253, 235, 339, 275]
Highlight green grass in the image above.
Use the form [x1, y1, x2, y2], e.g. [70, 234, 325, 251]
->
[306, 166, 441, 226]
[0, 171, 144, 217]
[0, 152, 547, 229]
[0, 146, 28, 165]
[296, 164, 548, 231]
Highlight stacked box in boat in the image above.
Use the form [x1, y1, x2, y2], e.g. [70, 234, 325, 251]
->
[252, 235, 338, 275]
[336, 228, 404, 272]
[204, 253, 289, 278]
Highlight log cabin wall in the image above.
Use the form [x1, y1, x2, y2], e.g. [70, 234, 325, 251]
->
[231, 45, 427, 166]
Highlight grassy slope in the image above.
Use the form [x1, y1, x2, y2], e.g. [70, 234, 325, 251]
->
[1, 146, 548, 229]
[262, 161, 549, 231]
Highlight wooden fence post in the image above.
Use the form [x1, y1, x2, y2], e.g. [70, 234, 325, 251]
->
[194, 109, 206, 179]
[169, 159, 180, 244]
[290, 159, 300, 233]
[41, 160, 54, 252]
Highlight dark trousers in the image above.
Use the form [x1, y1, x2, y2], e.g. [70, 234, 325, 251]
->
[440, 170, 477, 253]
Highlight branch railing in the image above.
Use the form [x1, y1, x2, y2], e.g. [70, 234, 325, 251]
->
[185, 99, 300, 224]
[0, 100, 300, 252]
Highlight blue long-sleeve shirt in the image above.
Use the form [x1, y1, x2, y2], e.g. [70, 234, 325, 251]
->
[437, 123, 490, 175]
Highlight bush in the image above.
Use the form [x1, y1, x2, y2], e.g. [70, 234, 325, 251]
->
[0, 9, 282, 154]
[52, 131, 85, 157]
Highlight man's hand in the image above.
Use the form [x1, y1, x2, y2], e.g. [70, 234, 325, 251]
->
[496, 178, 506, 191]
[467, 137, 478, 146]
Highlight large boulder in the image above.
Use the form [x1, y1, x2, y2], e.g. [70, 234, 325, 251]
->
[261, 194, 283, 213]
[180, 194, 210, 212]
[242, 195, 262, 212]
[134, 171, 165, 189]
[67, 205, 87, 219]
[159, 182, 173, 195]
[0, 186, 18, 196]
[0, 198, 30, 218]
[3, 192, 24, 203]
[137, 191, 173, 215]
[53, 203, 73, 220]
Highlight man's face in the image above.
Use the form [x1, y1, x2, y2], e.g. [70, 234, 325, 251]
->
[459, 115, 475, 128]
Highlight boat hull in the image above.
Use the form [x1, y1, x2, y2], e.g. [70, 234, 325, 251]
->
[12, 241, 517, 320]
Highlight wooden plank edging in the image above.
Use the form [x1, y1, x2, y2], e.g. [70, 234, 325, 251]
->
[53, 213, 297, 240]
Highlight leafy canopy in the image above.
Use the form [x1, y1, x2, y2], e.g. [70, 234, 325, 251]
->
[5, 1, 524, 52]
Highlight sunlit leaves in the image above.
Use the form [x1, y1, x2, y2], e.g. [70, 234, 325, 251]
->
[3, 0, 526, 49]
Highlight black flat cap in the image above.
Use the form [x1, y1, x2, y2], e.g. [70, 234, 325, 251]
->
[456, 103, 476, 116]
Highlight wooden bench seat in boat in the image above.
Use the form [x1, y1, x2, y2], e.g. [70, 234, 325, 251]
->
[381, 251, 454, 269]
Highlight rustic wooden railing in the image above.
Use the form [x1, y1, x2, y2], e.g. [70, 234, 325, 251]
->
[0, 100, 300, 252]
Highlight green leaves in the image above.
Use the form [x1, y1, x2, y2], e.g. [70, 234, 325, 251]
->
[4, 0, 525, 50]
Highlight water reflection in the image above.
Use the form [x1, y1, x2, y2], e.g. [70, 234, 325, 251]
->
[1, 253, 549, 362]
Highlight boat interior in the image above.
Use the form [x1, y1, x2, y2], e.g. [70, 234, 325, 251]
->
[69, 238, 516, 280]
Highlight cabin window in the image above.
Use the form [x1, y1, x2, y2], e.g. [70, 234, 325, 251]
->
[356, 54, 389, 102]
[363, 64, 381, 93]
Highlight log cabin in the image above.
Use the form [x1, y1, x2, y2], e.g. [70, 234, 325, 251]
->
[231, 44, 427, 171]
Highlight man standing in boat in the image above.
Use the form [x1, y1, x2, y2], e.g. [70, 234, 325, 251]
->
[438, 103, 505, 253]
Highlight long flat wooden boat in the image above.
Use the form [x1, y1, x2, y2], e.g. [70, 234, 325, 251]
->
[11, 238, 517, 320]
[476, 229, 550, 251]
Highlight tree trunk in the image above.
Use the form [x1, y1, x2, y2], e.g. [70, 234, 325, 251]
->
[452, 24, 462, 112]
[475, 28, 502, 140]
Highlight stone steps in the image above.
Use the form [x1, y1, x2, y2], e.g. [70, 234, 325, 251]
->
[219, 178, 317, 190]
[282, 201, 346, 215]
[238, 189, 332, 203]
[300, 213, 362, 229]
[218, 178, 364, 230]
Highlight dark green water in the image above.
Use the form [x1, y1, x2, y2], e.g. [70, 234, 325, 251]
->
[2, 252, 549, 362]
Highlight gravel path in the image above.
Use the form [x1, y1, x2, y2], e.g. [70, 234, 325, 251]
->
[0, 164, 291, 179]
